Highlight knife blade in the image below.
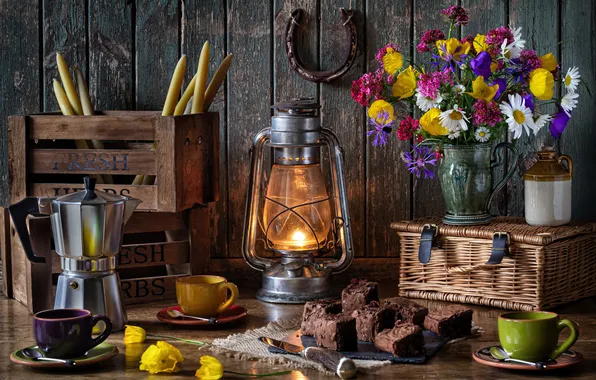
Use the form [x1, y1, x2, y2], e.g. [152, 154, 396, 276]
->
[259, 336, 357, 379]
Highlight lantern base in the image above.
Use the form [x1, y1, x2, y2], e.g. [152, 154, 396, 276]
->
[256, 262, 336, 304]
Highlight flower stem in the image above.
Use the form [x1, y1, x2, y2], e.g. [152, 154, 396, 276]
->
[147, 334, 206, 346]
[224, 370, 293, 378]
[448, 22, 454, 39]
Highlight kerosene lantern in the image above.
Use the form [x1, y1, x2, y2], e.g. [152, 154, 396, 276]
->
[242, 99, 353, 303]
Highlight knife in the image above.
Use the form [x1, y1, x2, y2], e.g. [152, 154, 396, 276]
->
[259, 336, 357, 379]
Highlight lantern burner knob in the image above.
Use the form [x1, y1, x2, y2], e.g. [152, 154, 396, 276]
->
[272, 98, 320, 115]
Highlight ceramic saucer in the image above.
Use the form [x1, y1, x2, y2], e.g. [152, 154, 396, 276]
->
[473, 346, 583, 371]
[10, 342, 118, 368]
[156, 305, 248, 326]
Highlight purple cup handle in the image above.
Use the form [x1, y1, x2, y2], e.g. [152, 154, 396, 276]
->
[87, 315, 112, 351]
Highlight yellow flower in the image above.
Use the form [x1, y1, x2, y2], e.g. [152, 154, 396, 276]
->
[436, 38, 470, 62]
[529, 68, 555, 100]
[367, 99, 395, 121]
[539, 52, 558, 72]
[195, 355, 224, 380]
[392, 66, 417, 99]
[139, 341, 183, 374]
[382, 48, 403, 75]
[473, 34, 489, 53]
[125, 343, 145, 368]
[124, 325, 146, 344]
[420, 108, 448, 136]
[467, 76, 499, 102]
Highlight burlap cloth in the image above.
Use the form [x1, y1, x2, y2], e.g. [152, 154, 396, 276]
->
[201, 319, 392, 375]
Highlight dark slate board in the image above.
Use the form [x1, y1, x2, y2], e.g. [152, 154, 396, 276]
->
[267, 330, 447, 364]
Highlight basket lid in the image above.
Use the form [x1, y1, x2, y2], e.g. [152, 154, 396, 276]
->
[390, 216, 596, 246]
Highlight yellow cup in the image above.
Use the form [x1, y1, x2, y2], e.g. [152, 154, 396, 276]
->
[176, 275, 239, 317]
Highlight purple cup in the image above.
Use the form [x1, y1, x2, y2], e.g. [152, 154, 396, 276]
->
[33, 309, 112, 358]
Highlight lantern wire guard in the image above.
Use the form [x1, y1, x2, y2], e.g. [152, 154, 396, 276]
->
[242, 99, 354, 303]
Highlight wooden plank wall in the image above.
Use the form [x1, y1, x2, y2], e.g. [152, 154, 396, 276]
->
[0, 0, 594, 261]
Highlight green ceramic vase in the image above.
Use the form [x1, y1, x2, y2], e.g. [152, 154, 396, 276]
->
[438, 143, 518, 225]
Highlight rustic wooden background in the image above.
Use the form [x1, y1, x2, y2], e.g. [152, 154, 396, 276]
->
[0, 0, 594, 262]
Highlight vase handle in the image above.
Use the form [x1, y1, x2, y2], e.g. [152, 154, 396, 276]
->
[487, 142, 519, 210]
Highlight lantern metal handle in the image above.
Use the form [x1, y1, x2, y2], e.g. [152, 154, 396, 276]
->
[319, 128, 353, 274]
[242, 128, 277, 271]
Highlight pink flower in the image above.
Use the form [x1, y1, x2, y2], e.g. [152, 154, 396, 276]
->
[417, 29, 445, 52]
[397, 116, 420, 141]
[417, 70, 454, 99]
[441, 5, 469, 26]
[375, 43, 400, 63]
[473, 100, 502, 127]
[351, 69, 385, 107]
[485, 26, 514, 55]
[520, 49, 542, 71]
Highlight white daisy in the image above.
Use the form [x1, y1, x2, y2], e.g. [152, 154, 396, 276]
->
[499, 93, 538, 139]
[447, 128, 461, 140]
[475, 127, 491, 142]
[564, 67, 581, 93]
[534, 114, 552, 130]
[509, 26, 525, 58]
[561, 92, 579, 116]
[415, 90, 443, 112]
[439, 104, 469, 131]
[453, 84, 466, 95]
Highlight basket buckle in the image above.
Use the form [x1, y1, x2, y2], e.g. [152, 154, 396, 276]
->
[418, 224, 438, 264]
[487, 231, 510, 265]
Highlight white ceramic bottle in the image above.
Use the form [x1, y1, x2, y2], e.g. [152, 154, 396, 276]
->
[524, 151, 572, 226]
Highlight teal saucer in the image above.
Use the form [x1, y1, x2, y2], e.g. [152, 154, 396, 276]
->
[10, 342, 118, 368]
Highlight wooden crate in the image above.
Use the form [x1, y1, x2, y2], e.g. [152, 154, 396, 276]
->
[3, 110, 218, 310]
[7, 111, 219, 212]
[3, 207, 210, 312]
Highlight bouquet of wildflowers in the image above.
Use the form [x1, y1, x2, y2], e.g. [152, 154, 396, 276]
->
[351, 5, 582, 178]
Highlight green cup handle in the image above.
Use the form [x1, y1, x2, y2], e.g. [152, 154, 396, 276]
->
[486, 142, 519, 210]
[550, 319, 579, 360]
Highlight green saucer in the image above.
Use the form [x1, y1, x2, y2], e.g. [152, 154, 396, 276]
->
[10, 342, 118, 368]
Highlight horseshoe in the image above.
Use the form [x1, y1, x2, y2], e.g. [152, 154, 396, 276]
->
[285, 8, 358, 83]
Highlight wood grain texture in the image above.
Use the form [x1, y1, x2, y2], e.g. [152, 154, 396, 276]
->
[26, 215, 53, 313]
[411, 0, 452, 219]
[42, 0, 87, 112]
[226, 0, 272, 257]
[462, 0, 508, 217]
[560, 0, 596, 221]
[181, 0, 228, 258]
[365, 0, 412, 256]
[124, 212, 187, 234]
[0, 209, 11, 297]
[136, 0, 179, 110]
[28, 115, 156, 140]
[121, 274, 184, 305]
[320, 0, 366, 257]
[89, 0, 134, 110]
[0, 0, 40, 205]
[507, 0, 559, 217]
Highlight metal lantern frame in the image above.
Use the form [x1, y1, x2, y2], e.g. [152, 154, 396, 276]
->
[242, 100, 354, 303]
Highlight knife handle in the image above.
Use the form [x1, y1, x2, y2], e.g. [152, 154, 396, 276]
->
[304, 346, 357, 379]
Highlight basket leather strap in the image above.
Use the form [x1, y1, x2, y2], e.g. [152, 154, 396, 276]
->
[487, 232, 509, 265]
[418, 224, 438, 264]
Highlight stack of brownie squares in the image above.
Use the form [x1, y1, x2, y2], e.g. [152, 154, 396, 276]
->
[300, 279, 474, 357]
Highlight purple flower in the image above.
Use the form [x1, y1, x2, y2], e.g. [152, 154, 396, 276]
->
[401, 145, 438, 179]
[492, 78, 507, 99]
[550, 106, 571, 138]
[470, 52, 492, 78]
[441, 5, 469, 26]
[522, 93, 535, 113]
[367, 111, 396, 147]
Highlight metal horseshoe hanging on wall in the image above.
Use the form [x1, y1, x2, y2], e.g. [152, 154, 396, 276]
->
[285, 8, 358, 83]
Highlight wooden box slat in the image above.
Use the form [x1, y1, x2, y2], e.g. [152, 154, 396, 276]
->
[30, 149, 157, 175]
[121, 275, 184, 305]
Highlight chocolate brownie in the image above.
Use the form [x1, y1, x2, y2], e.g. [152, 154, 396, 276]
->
[383, 297, 428, 327]
[423, 305, 473, 338]
[300, 300, 342, 336]
[351, 300, 401, 342]
[374, 323, 425, 357]
[341, 279, 379, 314]
[313, 314, 358, 351]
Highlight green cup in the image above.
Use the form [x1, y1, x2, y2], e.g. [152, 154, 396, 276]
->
[498, 311, 579, 362]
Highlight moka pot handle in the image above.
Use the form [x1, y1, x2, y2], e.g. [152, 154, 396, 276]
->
[8, 197, 47, 263]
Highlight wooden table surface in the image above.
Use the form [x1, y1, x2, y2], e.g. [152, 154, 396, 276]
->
[1, 284, 595, 379]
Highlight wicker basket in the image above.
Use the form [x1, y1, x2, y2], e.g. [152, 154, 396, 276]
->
[391, 217, 596, 311]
